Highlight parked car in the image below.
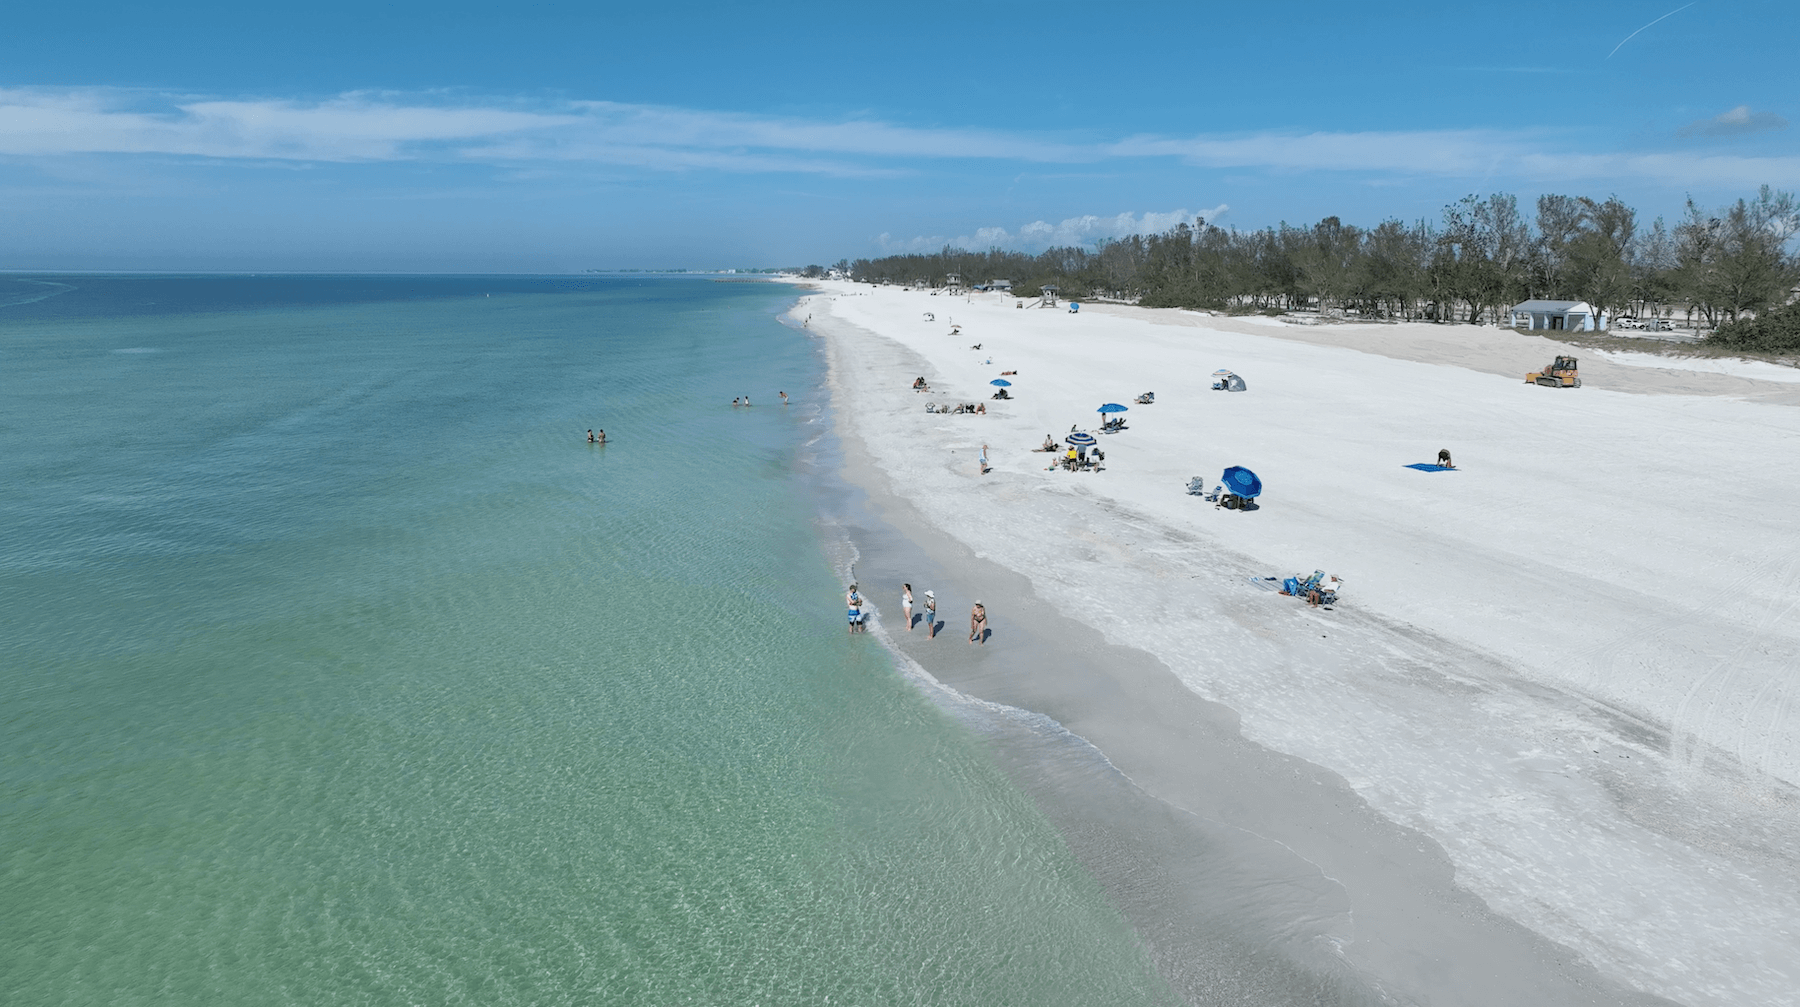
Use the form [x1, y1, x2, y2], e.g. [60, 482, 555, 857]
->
[1615, 317, 1645, 330]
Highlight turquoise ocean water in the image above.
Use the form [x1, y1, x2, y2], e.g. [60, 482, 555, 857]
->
[0, 276, 1178, 1005]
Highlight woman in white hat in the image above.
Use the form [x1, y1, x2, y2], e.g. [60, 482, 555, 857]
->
[924, 590, 937, 638]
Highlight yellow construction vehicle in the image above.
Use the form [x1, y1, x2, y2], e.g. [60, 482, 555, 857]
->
[1526, 355, 1581, 388]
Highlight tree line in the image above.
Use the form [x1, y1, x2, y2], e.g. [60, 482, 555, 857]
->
[830, 187, 1800, 342]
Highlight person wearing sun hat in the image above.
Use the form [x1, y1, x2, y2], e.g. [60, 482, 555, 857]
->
[924, 590, 937, 638]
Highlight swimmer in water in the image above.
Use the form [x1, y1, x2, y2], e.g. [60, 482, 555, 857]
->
[587, 429, 596, 443]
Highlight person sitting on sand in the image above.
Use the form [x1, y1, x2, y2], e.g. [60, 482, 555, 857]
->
[1001, 370, 1017, 376]
[1091, 447, 1104, 467]
[1308, 574, 1342, 608]
[976, 403, 986, 415]
[1437, 449, 1454, 469]
[1039, 434, 1056, 452]
[969, 601, 988, 645]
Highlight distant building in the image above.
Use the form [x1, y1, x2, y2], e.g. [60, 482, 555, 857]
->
[973, 279, 1013, 292]
[1508, 299, 1607, 332]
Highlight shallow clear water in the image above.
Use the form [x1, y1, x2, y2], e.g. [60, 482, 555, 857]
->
[0, 276, 1178, 1006]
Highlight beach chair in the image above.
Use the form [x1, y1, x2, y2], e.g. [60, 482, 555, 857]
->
[1135, 392, 1155, 404]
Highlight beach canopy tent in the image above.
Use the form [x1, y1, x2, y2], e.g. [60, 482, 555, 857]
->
[1508, 300, 1607, 332]
[990, 379, 1012, 387]
[1097, 403, 1128, 413]
[1221, 466, 1262, 498]
[1065, 431, 1097, 447]
[1212, 369, 1247, 391]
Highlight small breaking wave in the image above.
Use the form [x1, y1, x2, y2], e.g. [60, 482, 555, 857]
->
[0, 278, 77, 310]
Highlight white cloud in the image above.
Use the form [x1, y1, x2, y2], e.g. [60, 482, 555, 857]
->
[0, 88, 1084, 173]
[1676, 105, 1789, 139]
[877, 205, 1229, 253]
[0, 87, 1794, 192]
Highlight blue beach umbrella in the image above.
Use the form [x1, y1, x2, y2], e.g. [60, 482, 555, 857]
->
[1221, 466, 1262, 498]
[990, 378, 1012, 386]
[1097, 403, 1128, 413]
[1065, 431, 1098, 447]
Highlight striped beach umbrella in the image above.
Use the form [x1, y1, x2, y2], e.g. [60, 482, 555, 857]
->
[1065, 431, 1098, 447]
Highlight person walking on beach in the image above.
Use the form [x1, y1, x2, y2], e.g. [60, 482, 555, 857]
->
[902, 583, 915, 631]
[924, 590, 937, 638]
[969, 601, 988, 645]
[979, 444, 990, 475]
[846, 584, 864, 635]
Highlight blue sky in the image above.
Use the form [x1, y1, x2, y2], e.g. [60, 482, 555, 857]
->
[0, 1, 1794, 271]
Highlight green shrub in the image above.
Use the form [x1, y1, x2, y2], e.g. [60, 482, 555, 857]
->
[1704, 300, 1800, 353]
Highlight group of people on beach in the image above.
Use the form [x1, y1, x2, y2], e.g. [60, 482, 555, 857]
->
[850, 583, 988, 643]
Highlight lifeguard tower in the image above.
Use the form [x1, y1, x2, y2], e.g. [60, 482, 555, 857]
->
[1039, 284, 1059, 308]
[944, 272, 963, 293]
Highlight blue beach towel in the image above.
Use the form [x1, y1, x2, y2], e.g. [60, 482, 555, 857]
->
[1403, 463, 1457, 472]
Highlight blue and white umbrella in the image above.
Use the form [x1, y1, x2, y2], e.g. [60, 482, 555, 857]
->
[1097, 403, 1128, 414]
[990, 378, 1012, 387]
[1221, 465, 1262, 498]
[1065, 431, 1098, 447]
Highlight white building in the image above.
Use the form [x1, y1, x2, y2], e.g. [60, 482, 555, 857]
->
[1508, 299, 1607, 331]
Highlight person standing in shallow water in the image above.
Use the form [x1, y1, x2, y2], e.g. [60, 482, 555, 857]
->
[780, 391, 789, 406]
[587, 429, 595, 443]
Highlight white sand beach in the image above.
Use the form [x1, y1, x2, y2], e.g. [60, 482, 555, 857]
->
[800, 282, 1800, 1007]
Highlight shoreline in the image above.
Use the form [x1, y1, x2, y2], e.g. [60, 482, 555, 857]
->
[795, 283, 1800, 1007]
